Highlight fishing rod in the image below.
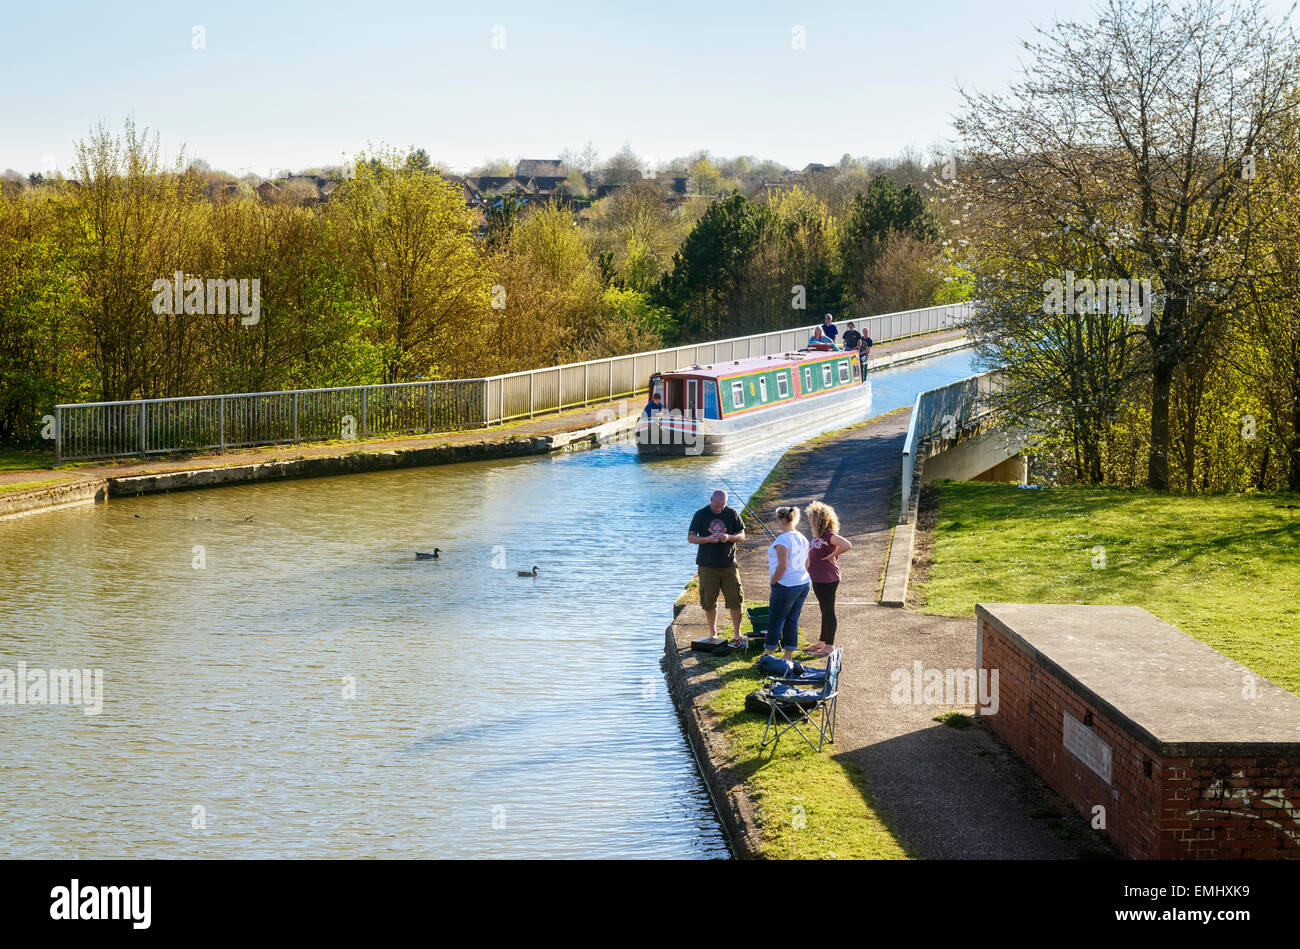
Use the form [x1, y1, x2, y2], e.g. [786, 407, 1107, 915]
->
[716, 474, 778, 543]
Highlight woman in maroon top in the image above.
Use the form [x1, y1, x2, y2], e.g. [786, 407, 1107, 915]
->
[804, 501, 852, 657]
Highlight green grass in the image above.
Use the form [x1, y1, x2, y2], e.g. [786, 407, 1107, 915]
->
[0, 446, 56, 472]
[699, 602, 910, 860]
[0, 476, 73, 494]
[919, 482, 1300, 694]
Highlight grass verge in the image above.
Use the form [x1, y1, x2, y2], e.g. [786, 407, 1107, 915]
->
[917, 481, 1300, 694]
[696, 601, 910, 860]
[0, 477, 74, 494]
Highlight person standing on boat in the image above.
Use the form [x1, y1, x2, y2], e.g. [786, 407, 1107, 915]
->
[821, 314, 839, 344]
[642, 391, 663, 417]
[765, 506, 811, 660]
[688, 490, 747, 647]
[841, 322, 862, 353]
[804, 501, 852, 657]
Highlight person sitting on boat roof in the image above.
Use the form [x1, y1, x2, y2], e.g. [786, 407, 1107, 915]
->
[642, 391, 663, 417]
[807, 326, 838, 349]
[821, 313, 839, 344]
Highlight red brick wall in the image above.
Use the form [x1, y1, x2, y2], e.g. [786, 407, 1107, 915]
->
[980, 618, 1300, 859]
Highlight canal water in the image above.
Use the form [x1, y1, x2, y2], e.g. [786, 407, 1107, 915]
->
[0, 350, 976, 859]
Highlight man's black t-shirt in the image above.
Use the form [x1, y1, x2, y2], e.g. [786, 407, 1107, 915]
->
[842, 329, 862, 351]
[690, 505, 745, 567]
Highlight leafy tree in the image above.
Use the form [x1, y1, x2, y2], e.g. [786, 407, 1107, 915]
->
[331, 148, 494, 382]
[656, 191, 773, 340]
[842, 174, 938, 292]
[949, 0, 1300, 490]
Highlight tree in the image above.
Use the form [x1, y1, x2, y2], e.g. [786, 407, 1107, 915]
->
[485, 203, 605, 371]
[0, 188, 85, 440]
[584, 180, 694, 293]
[842, 174, 938, 295]
[600, 144, 643, 188]
[66, 118, 207, 401]
[950, 0, 1300, 490]
[656, 191, 773, 340]
[330, 148, 494, 381]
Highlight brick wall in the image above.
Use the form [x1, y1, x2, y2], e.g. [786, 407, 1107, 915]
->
[980, 617, 1300, 859]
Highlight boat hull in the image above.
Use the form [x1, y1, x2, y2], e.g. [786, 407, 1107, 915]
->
[636, 381, 872, 456]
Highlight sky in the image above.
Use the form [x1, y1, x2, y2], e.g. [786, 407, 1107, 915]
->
[2, 0, 1298, 178]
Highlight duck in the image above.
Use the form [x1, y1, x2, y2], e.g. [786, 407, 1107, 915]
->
[415, 548, 441, 560]
[517, 565, 539, 577]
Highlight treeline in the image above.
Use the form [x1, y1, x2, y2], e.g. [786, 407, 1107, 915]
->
[0, 123, 953, 443]
[944, 0, 1300, 494]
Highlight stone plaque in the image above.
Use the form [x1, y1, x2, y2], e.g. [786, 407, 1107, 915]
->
[1063, 711, 1112, 784]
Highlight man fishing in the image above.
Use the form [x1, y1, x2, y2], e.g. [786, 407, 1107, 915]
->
[687, 490, 746, 647]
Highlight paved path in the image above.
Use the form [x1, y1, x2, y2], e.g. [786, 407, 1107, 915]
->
[733, 411, 1083, 858]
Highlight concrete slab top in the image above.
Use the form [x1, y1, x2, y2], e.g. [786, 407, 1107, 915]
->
[977, 603, 1300, 756]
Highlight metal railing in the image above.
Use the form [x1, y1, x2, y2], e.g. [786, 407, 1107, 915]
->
[55, 302, 971, 463]
[899, 369, 1003, 522]
[481, 302, 971, 425]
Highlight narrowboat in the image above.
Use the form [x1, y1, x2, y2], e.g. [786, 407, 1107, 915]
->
[636, 345, 871, 456]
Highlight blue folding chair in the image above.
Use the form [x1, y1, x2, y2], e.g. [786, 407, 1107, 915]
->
[759, 647, 842, 752]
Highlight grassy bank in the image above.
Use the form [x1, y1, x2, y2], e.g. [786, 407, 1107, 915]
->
[0, 476, 73, 494]
[695, 601, 909, 860]
[917, 482, 1300, 694]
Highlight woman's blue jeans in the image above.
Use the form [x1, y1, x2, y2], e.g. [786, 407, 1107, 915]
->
[766, 582, 810, 651]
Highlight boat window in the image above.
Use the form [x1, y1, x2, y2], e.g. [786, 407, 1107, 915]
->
[804, 367, 812, 391]
[687, 379, 698, 414]
[822, 363, 833, 386]
[759, 377, 768, 402]
[777, 372, 789, 398]
[731, 379, 745, 408]
[704, 381, 720, 419]
[839, 361, 850, 384]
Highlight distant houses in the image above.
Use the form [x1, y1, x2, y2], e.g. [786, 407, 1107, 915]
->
[453, 159, 576, 212]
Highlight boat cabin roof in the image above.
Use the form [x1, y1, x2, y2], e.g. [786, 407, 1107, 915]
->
[656, 346, 847, 381]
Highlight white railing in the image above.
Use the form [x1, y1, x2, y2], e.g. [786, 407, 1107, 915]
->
[481, 302, 971, 424]
[55, 302, 972, 463]
[899, 369, 1003, 522]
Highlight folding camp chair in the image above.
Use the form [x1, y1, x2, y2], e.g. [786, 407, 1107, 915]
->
[759, 646, 842, 752]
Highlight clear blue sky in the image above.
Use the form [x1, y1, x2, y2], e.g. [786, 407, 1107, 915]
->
[2, 0, 1296, 178]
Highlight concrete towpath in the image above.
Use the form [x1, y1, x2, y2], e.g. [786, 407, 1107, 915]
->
[732, 410, 1087, 858]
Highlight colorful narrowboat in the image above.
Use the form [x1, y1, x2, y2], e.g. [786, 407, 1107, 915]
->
[635, 344, 871, 456]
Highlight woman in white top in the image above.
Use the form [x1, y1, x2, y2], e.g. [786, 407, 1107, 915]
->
[765, 506, 812, 659]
